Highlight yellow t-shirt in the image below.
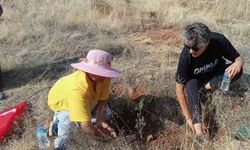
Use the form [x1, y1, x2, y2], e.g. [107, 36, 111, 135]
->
[48, 70, 111, 122]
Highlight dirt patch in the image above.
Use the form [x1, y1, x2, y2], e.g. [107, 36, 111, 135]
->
[144, 27, 181, 45]
[214, 128, 227, 141]
[133, 27, 182, 46]
[112, 83, 148, 101]
[148, 121, 185, 149]
[108, 83, 184, 147]
[110, 82, 240, 147]
[108, 99, 184, 148]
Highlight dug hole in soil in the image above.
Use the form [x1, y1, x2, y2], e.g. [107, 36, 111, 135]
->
[107, 83, 186, 149]
[107, 82, 236, 149]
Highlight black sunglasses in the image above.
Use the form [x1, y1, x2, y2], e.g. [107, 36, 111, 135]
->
[184, 45, 200, 52]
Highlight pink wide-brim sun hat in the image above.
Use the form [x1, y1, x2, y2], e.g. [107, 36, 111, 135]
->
[71, 49, 122, 78]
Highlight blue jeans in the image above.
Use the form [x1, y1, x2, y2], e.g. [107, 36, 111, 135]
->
[53, 111, 71, 149]
[53, 106, 111, 149]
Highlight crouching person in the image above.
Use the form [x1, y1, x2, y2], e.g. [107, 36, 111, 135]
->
[48, 49, 122, 150]
[175, 23, 244, 141]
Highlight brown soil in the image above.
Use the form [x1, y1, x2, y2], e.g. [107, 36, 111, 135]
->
[148, 121, 185, 149]
[109, 83, 185, 148]
[110, 82, 234, 148]
[143, 27, 181, 45]
[112, 83, 148, 101]
[133, 26, 182, 46]
[214, 128, 227, 141]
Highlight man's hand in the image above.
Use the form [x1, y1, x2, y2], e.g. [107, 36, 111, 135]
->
[96, 122, 117, 138]
[186, 118, 195, 134]
[227, 56, 243, 80]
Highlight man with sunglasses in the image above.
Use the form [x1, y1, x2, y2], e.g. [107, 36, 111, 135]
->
[175, 23, 244, 141]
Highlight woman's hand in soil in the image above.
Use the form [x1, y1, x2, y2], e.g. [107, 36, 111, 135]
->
[97, 122, 117, 138]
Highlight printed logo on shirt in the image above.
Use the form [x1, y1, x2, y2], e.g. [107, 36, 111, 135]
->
[194, 59, 218, 75]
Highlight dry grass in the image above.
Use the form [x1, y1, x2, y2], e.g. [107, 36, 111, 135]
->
[1, 0, 250, 149]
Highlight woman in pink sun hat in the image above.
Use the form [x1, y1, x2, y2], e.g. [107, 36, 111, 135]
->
[48, 49, 122, 150]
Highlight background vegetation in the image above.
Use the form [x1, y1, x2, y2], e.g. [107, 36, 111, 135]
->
[0, 0, 250, 149]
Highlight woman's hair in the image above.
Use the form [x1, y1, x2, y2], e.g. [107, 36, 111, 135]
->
[181, 22, 211, 49]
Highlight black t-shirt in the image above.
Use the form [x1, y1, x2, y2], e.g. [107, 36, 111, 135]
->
[176, 32, 240, 84]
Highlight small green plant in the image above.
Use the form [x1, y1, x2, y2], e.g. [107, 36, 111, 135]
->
[135, 96, 147, 139]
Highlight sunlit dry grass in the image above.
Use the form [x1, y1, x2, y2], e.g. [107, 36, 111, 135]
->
[0, 0, 250, 149]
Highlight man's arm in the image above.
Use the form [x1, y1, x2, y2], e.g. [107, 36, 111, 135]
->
[176, 83, 190, 119]
[176, 83, 195, 133]
[219, 34, 244, 79]
[204, 56, 244, 90]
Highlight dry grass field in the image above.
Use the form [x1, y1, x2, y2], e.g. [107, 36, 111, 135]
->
[0, 0, 250, 149]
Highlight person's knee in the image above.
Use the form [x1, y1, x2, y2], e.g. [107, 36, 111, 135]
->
[186, 79, 202, 104]
[210, 75, 223, 89]
[187, 79, 199, 85]
[186, 79, 200, 91]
